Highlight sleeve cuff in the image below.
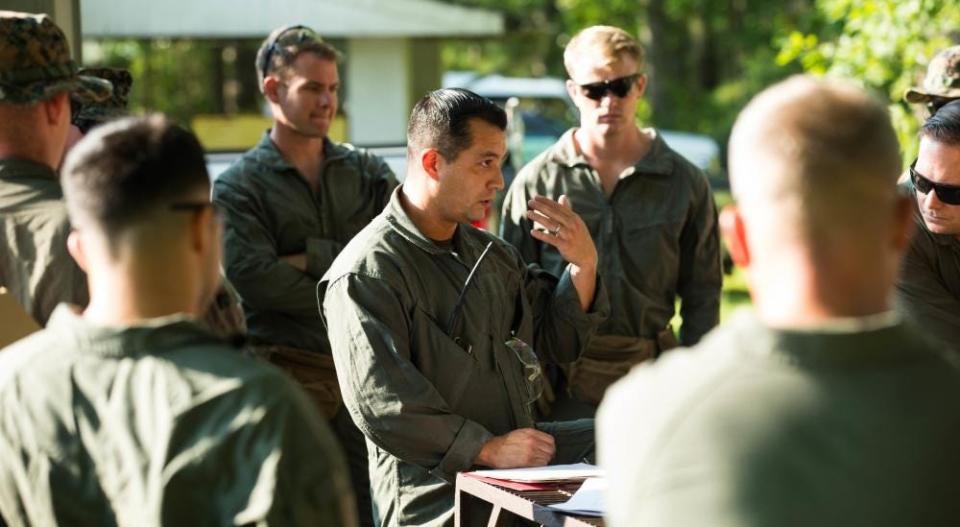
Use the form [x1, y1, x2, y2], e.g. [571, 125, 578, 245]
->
[429, 419, 493, 483]
[554, 266, 610, 326]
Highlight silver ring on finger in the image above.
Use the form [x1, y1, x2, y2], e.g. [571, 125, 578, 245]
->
[551, 225, 562, 237]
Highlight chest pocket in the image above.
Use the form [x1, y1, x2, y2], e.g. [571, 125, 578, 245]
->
[618, 202, 685, 279]
[409, 306, 477, 408]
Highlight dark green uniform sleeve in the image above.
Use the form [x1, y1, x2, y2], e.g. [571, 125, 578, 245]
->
[895, 234, 960, 352]
[324, 274, 494, 483]
[500, 181, 540, 265]
[214, 179, 321, 318]
[676, 176, 722, 345]
[524, 263, 610, 364]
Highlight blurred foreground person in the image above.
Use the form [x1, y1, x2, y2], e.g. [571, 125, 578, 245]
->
[598, 76, 960, 526]
[0, 116, 356, 526]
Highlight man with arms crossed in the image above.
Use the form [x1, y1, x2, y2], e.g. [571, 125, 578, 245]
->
[598, 76, 960, 526]
[0, 116, 355, 526]
[501, 25, 721, 412]
[322, 88, 608, 526]
[213, 25, 396, 523]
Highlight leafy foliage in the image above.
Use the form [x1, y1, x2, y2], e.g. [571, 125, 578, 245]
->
[778, 0, 960, 163]
[443, 0, 958, 165]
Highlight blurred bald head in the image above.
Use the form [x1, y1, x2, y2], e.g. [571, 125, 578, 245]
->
[726, 75, 912, 321]
[730, 76, 902, 249]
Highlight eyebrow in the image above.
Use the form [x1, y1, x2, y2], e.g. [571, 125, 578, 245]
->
[304, 80, 337, 88]
[478, 150, 506, 161]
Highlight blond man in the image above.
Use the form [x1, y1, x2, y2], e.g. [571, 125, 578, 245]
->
[598, 76, 960, 526]
[501, 25, 721, 414]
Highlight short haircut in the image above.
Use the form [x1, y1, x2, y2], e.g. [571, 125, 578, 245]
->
[62, 115, 210, 237]
[256, 25, 342, 90]
[564, 25, 645, 77]
[728, 75, 901, 244]
[406, 88, 507, 161]
[921, 100, 960, 145]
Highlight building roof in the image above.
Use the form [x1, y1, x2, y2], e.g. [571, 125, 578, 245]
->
[81, 0, 503, 39]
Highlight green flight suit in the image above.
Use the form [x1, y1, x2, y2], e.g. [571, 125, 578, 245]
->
[895, 209, 960, 353]
[501, 129, 722, 404]
[321, 187, 609, 526]
[0, 305, 356, 527]
[212, 132, 397, 355]
[213, 131, 396, 527]
[0, 158, 87, 325]
[598, 310, 960, 527]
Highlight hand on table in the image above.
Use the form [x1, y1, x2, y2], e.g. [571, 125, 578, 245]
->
[474, 428, 556, 468]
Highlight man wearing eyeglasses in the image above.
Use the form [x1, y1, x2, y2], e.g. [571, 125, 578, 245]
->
[501, 25, 721, 414]
[321, 88, 608, 526]
[904, 45, 960, 117]
[895, 100, 960, 352]
[0, 12, 111, 327]
[213, 26, 397, 525]
[0, 115, 357, 526]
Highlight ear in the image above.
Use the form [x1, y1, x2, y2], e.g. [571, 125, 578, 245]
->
[263, 75, 282, 104]
[66, 229, 89, 273]
[891, 194, 916, 252]
[421, 149, 442, 181]
[565, 79, 579, 101]
[188, 207, 215, 256]
[719, 204, 751, 269]
[635, 74, 648, 98]
[43, 92, 70, 127]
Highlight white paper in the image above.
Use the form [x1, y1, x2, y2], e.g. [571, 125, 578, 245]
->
[469, 463, 604, 482]
[548, 477, 606, 517]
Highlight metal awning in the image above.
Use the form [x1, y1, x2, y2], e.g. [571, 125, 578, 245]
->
[81, 0, 503, 39]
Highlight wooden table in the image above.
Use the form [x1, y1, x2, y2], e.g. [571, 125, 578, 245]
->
[455, 473, 605, 526]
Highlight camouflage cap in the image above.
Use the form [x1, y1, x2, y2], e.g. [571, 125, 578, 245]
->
[0, 11, 111, 105]
[905, 45, 960, 104]
[71, 67, 132, 123]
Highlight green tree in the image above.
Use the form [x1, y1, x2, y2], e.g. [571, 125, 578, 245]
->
[440, 0, 808, 150]
[778, 0, 960, 163]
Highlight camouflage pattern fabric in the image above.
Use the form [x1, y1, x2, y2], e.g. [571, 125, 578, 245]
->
[71, 67, 131, 123]
[905, 45, 960, 103]
[0, 11, 110, 104]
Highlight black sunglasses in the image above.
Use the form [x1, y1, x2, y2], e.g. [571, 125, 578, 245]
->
[910, 160, 960, 206]
[577, 74, 640, 101]
[260, 25, 315, 80]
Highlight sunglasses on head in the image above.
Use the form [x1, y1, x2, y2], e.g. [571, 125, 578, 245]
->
[260, 25, 319, 80]
[577, 74, 640, 101]
[910, 160, 960, 206]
